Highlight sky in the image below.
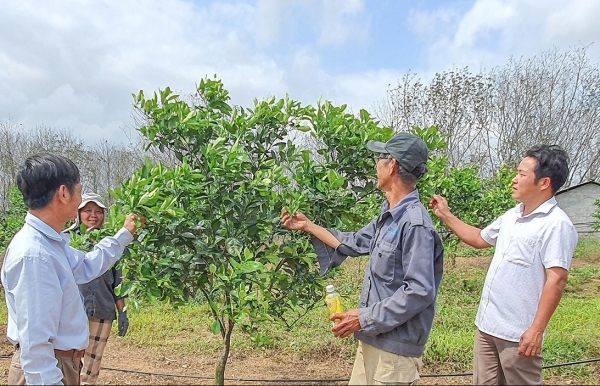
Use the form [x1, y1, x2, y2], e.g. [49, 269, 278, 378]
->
[1, 0, 599, 145]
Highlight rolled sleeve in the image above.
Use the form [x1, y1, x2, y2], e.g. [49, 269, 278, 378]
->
[358, 226, 437, 336]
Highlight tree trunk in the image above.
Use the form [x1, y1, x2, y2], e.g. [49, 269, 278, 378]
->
[214, 318, 234, 385]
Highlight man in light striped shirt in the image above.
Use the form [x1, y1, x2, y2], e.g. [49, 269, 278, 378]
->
[2, 153, 144, 385]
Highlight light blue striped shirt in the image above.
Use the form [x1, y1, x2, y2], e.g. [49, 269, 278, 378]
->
[1, 213, 133, 385]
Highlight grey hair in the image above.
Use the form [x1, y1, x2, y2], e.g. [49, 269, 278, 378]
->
[396, 164, 425, 188]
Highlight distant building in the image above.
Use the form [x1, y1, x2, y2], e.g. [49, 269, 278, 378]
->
[556, 181, 600, 235]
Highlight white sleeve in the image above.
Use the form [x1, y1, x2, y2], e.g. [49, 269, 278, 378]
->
[68, 228, 134, 284]
[11, 256, 64, 385]
[481, 216, 503, 247]
[540, 220, 578, 270]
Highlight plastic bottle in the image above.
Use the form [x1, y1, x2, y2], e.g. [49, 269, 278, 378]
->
[325, 284, 344, 324]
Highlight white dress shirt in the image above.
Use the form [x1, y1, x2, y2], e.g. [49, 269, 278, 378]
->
[477, 197, 578, 342]
[1, 213, 133, 385]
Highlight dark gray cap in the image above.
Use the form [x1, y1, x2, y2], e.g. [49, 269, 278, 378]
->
[367, 132, 429, 177]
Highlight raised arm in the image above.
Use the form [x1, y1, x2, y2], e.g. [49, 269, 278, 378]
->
[280, 209, 340, 249]
[70, 215, 145, 284]
[429, 195, 491, 249]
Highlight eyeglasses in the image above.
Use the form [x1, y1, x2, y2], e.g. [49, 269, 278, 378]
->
[375, 154, 393, 162]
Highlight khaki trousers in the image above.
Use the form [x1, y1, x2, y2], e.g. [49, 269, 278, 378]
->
[473, 329, 542, 385]
[8, 347, 82, 385]
[349, 341, 422, 385]
[80, 318, 113, 385]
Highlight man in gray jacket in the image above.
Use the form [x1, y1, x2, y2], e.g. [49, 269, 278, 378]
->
[281, 133, 444, 385]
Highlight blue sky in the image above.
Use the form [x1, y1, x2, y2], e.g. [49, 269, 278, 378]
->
[1, 0, 598, 144]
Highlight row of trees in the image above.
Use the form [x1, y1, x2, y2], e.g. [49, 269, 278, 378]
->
[0, 122, 138, 210]
[4, 45, 597, 383]
[0, 78, 516, 384]
[0, 122, 179, 211]
[377, 46, 600, 183]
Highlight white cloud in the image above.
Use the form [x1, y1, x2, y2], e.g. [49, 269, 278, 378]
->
[545, 0, 600, 46]
[0, 0, 277, 143]
[0, 0, 385, 146]
[453, 0, 516, 48]
[409, 0, 600, 72]
[317, 0, 370, 47]
[254, 0, 290, 48]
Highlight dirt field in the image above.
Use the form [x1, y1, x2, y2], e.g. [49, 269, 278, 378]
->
[0, 256, 596, 385]
[0, 322, 593, 385]
[0, 338, 474, 385]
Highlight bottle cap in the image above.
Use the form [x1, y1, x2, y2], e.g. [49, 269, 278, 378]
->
[325, 284, 335, 293]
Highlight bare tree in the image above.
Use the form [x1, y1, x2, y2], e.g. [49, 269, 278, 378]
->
[378, 46, 600, 185]
[378, 68, 495, 167]
[0, 123, 150, 210]
[0, 121, 30, 210]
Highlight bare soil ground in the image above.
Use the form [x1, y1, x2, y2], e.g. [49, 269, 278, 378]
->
[0, 338, 473, 385]
[0, 256, 596, 385]
[0, 339, 591, 385]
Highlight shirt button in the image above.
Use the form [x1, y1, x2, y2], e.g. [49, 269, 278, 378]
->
[378, 253, 382, 257]
[360, 303, 366, 307]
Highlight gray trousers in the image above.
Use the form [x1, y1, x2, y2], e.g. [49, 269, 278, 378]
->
[474, 329, 542, 385]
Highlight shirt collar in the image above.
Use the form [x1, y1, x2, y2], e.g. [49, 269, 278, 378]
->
[381, 189, 421, 221]
[25, 212, 66, 242]
[515, 196, 557, 218]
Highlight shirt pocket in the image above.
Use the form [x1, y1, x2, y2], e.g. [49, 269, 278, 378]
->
[506, 236, 540, 267]
[371, 238, 399, 283]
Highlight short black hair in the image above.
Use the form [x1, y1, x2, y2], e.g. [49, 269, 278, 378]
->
[524, 145, 569, 194]
[17, 154, 81, 210]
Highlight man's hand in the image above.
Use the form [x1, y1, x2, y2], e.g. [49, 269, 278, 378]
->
[429, 194, 451, 219]
[518, 327, 543, 357]
[123, 215, 146, 235]
[331, 309, 361, 338]
[280, 208, 311, 232]
[118, 310, 129, 337]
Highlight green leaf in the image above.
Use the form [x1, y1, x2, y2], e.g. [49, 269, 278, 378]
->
[243, 247, 253, 260]
[210, 319, 222, 335]
[238, 261, 264, 274]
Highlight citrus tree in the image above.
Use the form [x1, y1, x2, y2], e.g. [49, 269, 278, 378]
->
[415, 125, 515, 261]
[107, 77, 391, 384]
[97, 77, 514, 384]
[593, 199, 600, 231]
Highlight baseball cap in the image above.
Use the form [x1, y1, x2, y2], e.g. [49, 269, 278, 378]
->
[79, 192, 107, 210]
[367, 132, 429, 177]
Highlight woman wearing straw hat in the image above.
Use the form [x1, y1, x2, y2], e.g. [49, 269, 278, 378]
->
[67, 193, 130, 385]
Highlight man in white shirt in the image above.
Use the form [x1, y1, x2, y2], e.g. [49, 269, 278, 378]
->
[1, 153, 144, 385]
[429, 145, 578, 385]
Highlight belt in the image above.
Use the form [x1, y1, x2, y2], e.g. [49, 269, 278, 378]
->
[15, 344, 85, 359]
[54, 349, 85, 359]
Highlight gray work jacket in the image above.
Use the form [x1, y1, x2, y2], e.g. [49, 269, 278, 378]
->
[312, 190, 444, 357]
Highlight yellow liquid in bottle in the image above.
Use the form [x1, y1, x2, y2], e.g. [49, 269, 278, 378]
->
[326, 293, 344, 323]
